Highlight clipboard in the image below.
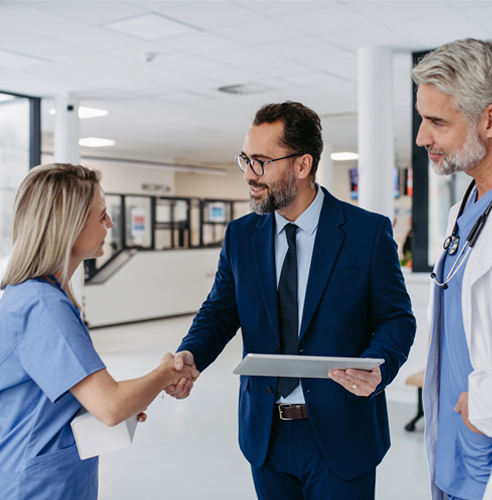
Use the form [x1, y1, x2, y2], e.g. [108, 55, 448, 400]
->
[233, 353, 385, 379]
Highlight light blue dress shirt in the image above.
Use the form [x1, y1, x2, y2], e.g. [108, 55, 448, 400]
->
[435, 187, 492, 500]
[0, 278, 106, 500]
[275, 185, 325, 404]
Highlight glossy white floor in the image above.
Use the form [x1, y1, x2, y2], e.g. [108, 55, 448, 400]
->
[91, 315, 430, 500]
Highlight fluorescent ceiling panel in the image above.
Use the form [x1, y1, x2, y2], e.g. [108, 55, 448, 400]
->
[49, 107, 109, 119]
[79, 137, 115, 147]
[331, 152, 359, 161]
[105, 13, 199, 41]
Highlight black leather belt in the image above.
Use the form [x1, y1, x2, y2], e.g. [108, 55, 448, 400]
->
[276, 404, 309, 421]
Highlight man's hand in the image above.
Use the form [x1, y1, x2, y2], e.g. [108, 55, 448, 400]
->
[328, 366, 382, 397]
[455, 392, 484, 434]
[164, 350, 199, 400]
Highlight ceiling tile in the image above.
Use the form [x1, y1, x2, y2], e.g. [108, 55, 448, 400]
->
[155, 1, 264, 30]
[280, 70, 348, 88]
[0, 49, 46, 69]
[278, 3, 374, 35]
[160, 32, 246, 56]
[113, 63, 198, 87]
[320, 24, 414, 52]
[104, 13, 200, 41]
[108, 43, 179, 64]
[262, 37, 344, 59]
[219, 18, 300, 45]
[237, 1, 330, 18]
[0, 3, 87, 35]
[67, 53, 134, 72]
[208, 47, 280, 67]
[455, 4, 492, 32]
[390, 12, 491, 50]
[23, 61, 106, 86]
[45, 26, 139, 51]
[34, 1, 149, 25]
[348, 1, 452, 24]
[0, 27, 89, 61]
[156, 90, 216, 104]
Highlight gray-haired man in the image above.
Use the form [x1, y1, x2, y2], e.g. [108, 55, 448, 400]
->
[412, 38, 492, 500]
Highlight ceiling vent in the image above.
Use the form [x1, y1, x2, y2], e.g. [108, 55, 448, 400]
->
[218, 82, 271, 95]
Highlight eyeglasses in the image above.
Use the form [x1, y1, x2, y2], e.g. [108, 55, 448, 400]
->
[235, 153, 303, 177]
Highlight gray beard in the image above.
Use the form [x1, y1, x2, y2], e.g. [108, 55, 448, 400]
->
[249, 165, 297, 215]
[429, 125, 486, 176]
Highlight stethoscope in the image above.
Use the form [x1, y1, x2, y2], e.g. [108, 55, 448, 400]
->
[431, 180, 492, 289]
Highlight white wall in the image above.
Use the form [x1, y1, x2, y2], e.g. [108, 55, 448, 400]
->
[84, 248, 220, 328]
[41, 154, 175, 196]
[174, 166, 248, 200]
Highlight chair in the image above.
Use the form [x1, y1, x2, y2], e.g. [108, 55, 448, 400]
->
[404, 370, 425, 431]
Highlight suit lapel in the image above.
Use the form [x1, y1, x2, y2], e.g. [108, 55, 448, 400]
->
[299, 189, 346, 343]
[252, 214, 280, 341]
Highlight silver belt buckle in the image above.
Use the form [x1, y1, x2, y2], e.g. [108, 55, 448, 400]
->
[278, 404, 293, 421]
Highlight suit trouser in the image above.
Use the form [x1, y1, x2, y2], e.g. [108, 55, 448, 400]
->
[251, 413, 375, 500]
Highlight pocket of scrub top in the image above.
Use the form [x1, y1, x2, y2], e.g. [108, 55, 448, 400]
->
[327, 267, 360, 286]
[23, 442, 79, 473]
[19, 442, 98, 500]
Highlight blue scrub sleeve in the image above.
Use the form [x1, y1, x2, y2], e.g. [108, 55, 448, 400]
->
[17, 292, 106, 403]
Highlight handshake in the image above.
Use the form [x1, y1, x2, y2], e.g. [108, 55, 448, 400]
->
[160, 350, 199, 399]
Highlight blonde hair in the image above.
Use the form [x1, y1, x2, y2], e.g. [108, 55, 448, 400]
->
[1, 163, 101, 308]
[411, 38, 492, 123]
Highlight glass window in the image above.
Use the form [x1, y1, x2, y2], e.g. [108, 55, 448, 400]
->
[125, 196, 152, 248]
[0, 93, 31, 259]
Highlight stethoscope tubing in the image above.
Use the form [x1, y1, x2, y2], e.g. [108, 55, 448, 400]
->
[431, 180, 492, 289]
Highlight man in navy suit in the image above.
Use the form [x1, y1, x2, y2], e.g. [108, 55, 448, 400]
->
[166, 102, 416, 499]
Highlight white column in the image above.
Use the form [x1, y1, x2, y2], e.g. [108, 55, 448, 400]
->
[54, 94, 83, 305]
[54, 94, 80, 164]
[316, 142, 334, 192]
[357, 47, 394, 219]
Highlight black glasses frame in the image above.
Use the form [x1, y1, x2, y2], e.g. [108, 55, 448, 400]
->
[235, 153, 303, 177]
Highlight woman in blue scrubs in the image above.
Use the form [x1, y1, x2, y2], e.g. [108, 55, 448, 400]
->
[0, 163, 198, 499]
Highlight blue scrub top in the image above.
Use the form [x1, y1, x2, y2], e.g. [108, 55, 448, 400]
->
[0, 278, 106, 500]
[436, 187, 492, 499]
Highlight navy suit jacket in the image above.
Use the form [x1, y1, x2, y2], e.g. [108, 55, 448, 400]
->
[178, 187, 415, 480]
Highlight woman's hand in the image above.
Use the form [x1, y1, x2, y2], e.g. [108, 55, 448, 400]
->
[160, 352, 199, 388]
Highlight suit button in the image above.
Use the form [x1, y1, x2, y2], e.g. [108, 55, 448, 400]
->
[267, 386, 273, 394]
[274, 346, 279, 354]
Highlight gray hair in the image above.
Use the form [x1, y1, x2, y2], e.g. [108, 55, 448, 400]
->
[411, 38, 492, 123]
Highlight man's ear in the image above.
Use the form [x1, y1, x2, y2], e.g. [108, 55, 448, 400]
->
[297, 154, 313, 180]
[482, 104, 492, 139]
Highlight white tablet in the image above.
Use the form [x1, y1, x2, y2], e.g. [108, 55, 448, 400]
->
[233, 353, 385, 379]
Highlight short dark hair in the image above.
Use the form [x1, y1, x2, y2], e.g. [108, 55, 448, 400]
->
[253, 101, 323, 179]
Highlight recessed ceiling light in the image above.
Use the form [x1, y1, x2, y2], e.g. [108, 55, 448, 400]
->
[330, 152, 360, 161]
[79, 137, 115, 148]
[49, 107, 109, 119]
[104, 13, 198, 41]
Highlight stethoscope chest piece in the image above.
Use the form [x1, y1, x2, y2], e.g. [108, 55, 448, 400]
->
[443, 235, 460, 255]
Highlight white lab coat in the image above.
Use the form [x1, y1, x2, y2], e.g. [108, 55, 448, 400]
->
[426, 200, 492, 500]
